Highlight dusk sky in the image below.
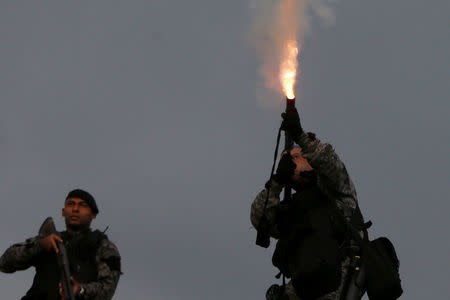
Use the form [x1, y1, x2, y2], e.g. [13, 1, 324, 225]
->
[1, 1, 449, 299]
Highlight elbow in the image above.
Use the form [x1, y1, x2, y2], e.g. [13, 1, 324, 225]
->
[0, 265, 16, 273]
[250, 213, 259, 230]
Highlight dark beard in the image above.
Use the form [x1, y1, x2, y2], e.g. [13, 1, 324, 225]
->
[65, 219, 90, 232]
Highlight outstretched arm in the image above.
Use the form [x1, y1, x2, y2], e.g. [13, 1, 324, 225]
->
[0, 236, 43, 273]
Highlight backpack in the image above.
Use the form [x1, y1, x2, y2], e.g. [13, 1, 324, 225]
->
[363, 237, 403, 300]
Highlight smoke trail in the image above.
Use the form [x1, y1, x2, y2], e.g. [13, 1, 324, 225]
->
[248, 0, 336, 104]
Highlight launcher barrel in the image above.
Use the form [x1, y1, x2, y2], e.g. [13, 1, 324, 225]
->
[284, 97, 295, 201]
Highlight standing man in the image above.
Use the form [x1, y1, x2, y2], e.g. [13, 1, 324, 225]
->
[251, 107, 367, 300]
[0, 189, 122, 300]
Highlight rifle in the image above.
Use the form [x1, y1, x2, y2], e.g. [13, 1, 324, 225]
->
[38, 217, 75, 300]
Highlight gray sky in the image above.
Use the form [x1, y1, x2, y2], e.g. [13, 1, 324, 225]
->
[1, 0, 449, 299]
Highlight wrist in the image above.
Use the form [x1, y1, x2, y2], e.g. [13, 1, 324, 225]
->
[270, 174, 283, 186]
[294, 130, 309, 146]
[27, 237, 44, 255]
[35, 239, 44, 253]
[291, 127, 304, 143]
[268, 176, 284, 192]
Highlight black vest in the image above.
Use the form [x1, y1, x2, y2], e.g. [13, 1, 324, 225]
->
[22, 229, 107, 300]
[273, 184, 364, 300]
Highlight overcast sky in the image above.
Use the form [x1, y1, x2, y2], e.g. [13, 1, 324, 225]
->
[1, 1, 449, 299]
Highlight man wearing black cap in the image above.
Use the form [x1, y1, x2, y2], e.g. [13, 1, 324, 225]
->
[0, 189, 122, 300]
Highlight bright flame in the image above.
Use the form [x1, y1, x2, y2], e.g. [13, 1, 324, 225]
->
[280, 40, 298, 99]
[249, 0, 337, 106]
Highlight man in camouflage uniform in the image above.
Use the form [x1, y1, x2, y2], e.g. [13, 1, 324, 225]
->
[0, 189, 122, 300]
[251, 107, 365, 300]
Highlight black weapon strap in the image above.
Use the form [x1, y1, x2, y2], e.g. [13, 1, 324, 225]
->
[257, 125, 283, 232]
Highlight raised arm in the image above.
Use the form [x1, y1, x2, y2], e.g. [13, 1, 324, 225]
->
[296, 132, 358, 213]
[282, 107, 359, 215]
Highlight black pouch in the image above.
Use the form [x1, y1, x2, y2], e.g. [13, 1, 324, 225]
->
[364, 237, 403, 300]
[272, 239, 293, 278]
[291, 233, 341, 300]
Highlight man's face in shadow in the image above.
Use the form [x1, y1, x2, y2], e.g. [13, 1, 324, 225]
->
[287, 147, 313, 183]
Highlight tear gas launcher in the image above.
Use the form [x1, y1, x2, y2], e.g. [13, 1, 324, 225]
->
[256, 96, 296, 248]
[283, 97, 296, 200]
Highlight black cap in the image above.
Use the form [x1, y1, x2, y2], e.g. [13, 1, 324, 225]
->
[65, 189, 99, 214]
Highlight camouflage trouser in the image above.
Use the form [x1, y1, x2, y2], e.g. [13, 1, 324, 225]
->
[266, 258, 350, 300]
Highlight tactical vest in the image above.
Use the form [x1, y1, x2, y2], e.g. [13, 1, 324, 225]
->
[272, 184, 364, 300]
[22, 229, 107, 300]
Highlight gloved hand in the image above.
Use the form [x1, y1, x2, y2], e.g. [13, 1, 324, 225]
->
[272, 152, 296, 185]
[281, 107, 304, 141]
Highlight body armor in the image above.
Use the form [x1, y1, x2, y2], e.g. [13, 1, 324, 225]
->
[273, 184, 364, 300]
[22, 230, 106, 300]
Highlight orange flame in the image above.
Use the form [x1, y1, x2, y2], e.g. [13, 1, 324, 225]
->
[280, 40, 298, 100]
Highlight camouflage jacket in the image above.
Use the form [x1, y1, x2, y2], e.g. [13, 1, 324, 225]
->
[0, 230, 122, 300]
[250, 131, 359, 238]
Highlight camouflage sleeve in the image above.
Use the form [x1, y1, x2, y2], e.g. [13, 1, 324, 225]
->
[81, 239, 121, 300]
[0, 236, 43, 273]
[250, 179, 283, 239]
[296, 132, 358, 213]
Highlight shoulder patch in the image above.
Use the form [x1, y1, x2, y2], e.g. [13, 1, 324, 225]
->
[102, 255, 121, 272]
[98, 239, 122, 273]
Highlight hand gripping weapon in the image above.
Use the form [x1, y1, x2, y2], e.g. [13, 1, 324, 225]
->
[39, 217, 75, 300]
